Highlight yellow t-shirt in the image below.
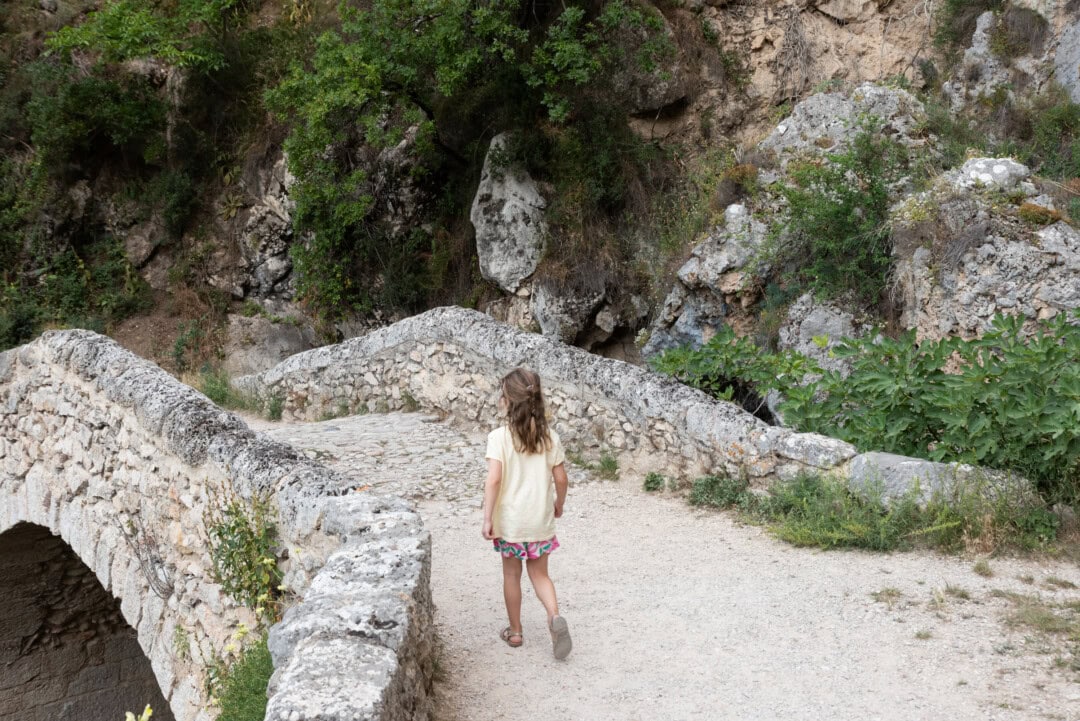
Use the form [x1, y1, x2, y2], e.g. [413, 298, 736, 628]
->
[485, 426, 565, 543]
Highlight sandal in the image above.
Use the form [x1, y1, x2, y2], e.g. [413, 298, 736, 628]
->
[500, 627, 523, 648]
[549, 615, 572, 660]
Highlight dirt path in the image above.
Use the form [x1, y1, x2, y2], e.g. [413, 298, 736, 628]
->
[250, 413, 1080, 721]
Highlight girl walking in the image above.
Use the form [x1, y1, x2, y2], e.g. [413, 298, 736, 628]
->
[482, 367, 572, 659]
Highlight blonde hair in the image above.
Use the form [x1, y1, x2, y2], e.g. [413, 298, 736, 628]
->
[500, 367, 551, 454]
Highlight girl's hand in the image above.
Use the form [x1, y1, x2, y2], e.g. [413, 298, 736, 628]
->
[554, 500, 564, 518]
[482, 518, 495, 540]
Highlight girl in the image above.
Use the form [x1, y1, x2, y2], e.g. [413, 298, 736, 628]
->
[481, 367, 572, 659]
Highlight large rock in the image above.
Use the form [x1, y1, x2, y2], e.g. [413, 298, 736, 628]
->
[531, 281, 605, 345]
[643, 204, 767, 357]
[949, 157, 1031, 192]
[777, 293, 866, 375]
[848, 452, 1035, 508]
[609, 1, 687, 114]
[240, 153, 296, 299]
[813, 0, 877, 22]
[470, 133, 547, 293]
[757, 82, 926, 167]
[222, 310, 318, 377]
[1056, 19, 1080, 105]
[893, 165, 1080, 340]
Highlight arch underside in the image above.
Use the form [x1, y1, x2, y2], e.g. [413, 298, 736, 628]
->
[0, 522, 174, 721]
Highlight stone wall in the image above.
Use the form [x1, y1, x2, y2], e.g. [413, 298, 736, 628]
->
[0, 523, 172, 721]
[1, 331, 434, 721]
[235, 307, 858, 483]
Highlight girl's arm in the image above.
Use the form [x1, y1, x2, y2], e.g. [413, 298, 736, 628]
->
[552, 463, 568, 518]
[481, 459, 502, 539]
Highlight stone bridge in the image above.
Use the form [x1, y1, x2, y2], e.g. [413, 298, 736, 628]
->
[1, 306, 1018, 721]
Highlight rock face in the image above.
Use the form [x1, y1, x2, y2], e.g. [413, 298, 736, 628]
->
[941, 11, 1012, 112]
[1056, 18, 1080, 105]
[470, 134, 548, 293]
[222, 311, 318, 377]
[644, 204, 767, 357]
[240, 153, 296, 299]
[892, 160, 1080, 340]
[758, 82, 926, 166]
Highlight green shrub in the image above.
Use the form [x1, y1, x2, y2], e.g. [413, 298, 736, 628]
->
[266, 0, 670, 322]
[690, 472, 1059, 553]
[934, 0, 1004, 50]
[689, 474, 750, 509]
[214, 634, 273, 721]
[781, 313, 1080, 502]
[205, 487, 282, 623]
[265, 394, 284, 421]
[649, 324, 818, 419]
[643, 472, 666, 492]
[771, 125, 908, 303]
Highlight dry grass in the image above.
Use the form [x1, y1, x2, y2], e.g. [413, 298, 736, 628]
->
[973, 558, 994, 577]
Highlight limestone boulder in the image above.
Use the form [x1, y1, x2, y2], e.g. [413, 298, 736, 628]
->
[848, 452, 1035, 508]
[643, 204, 767, 357]
[608, 1, 688, 114]
[758, 82, 926, 169]
[949, 157, 1031, 192]
[470, 133, 548, 293]
[531, 281, 605, 345]
[777, 293, 867, 376]
[222, 310, 318, 377]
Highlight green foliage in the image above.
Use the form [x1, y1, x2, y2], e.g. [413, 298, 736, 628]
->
[205, 488, 282, 623]
[649, 325, 818, 417]
[214, 634, 273, 721]
[46, 0, 251, 72]
[689, 474, 750, 509]
[267, 0, 670, 320]
[643, 472, 666, 492]
[266, 395, 284, 422]
[199, 367, 259, 412]
[691, 472, 1060, 553]
[781, 313, 1080, 501]
[771, 124, 908, 303]
[26, 61, 167, 174]
[934, 0, 1004, 49]
[598, 453, 619, 480]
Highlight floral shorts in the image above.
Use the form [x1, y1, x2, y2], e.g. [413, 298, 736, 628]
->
[493, 536, 560, 560]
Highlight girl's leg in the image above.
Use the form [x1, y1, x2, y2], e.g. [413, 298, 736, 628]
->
[501, 556, 523, 632]
[525, 553, 559, 621]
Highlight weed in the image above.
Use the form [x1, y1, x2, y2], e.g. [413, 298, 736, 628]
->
[945, 584, 972, 600]
[915, 629, 933, 640]
[643, 472, 666, 492]
[214, 634, 274, 721]
[1020, 574, 1035, 584]
[598, 453, 619, 481]
[1045, 576, 1078, 590]
[265, 395, 284, 422]
[871, 587, 904, 608]
[689, 474, 749, 509]
[204, 485, 282, 623]
[198, 368, 258, 413]
[1018, 202, 1062, 225]
[173, 626, 191, 661]
[401, 389, 420, 412]
[974, 558, 994, 577]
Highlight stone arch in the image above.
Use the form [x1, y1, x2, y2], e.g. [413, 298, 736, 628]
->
[0, 521, 174, 721]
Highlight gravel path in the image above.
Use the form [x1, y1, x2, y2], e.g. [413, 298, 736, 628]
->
[249, 413, 1080, 721]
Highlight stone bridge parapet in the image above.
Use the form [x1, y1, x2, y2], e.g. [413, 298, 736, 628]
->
[1, 331, 434, 721]
[236, 307, 858, 483]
